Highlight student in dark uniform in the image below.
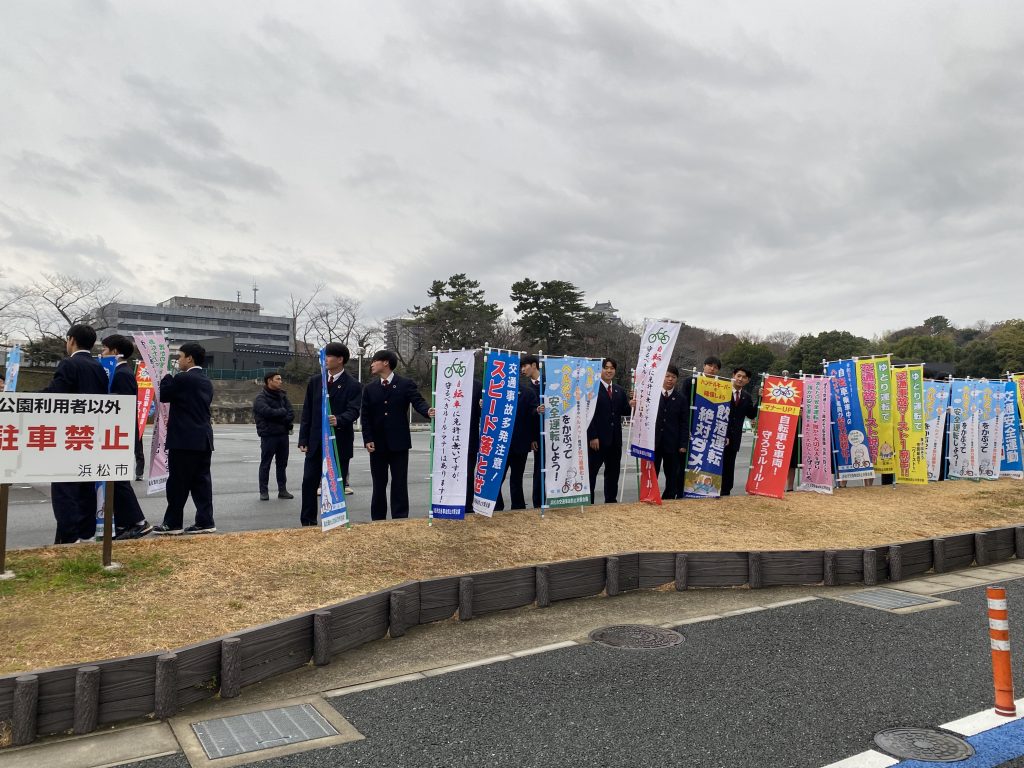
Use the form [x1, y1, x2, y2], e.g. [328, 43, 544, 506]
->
[297, 343, 362, 526]
[42, 324, 110, 543]
[361, 350, 434, 520]
[653, 364, 689, 499]
[100, 334, 152, 539]
[499, 354, 543, 510]
[152, 342, 215, 534]
[587, 357, 632, 504]
[722, 366, 758, 496]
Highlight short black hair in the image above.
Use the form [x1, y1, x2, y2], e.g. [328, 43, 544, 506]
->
[67, 324, 97, 351]
[263, 371, 282, 384]
[521, 353, 539, 367]
[179, 341, 206, 367]
[324, 342, 350, 364]
[372, 349, 398, 370]
[666, 364, 680, 377]
[733, 366, 754, 379]
[703, 355, 722, 368]
[102, 334, 134, 358]
[602, 357, 618, 370]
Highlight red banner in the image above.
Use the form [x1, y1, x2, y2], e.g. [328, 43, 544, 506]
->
[745, 376, 803, 499]
[135, 361, 154, 438]
[638, 459, 663, 505]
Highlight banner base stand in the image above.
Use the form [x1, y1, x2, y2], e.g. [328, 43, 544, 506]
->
[0, 570, 14, 581]
[102, 562, 122, 572]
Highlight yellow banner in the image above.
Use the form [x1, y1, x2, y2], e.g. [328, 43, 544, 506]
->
[1014, 374, 1024, 426]
[856, 358, 895, 474]
[892, 365, 928, 484]
[875, 357, 895, 473]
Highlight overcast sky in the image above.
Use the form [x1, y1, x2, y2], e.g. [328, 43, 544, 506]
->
[2, 1, 1022, 340]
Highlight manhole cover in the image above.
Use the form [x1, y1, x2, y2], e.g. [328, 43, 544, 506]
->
[589, 625, 683, 649]
[842, 589, 944, 611]
[192, 703, 338, 759]
[874, 728, 974, 762]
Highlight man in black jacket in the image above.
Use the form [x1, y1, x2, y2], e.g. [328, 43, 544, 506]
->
[152, 342, 216, 535]
[253, 371, 295, 501]
[587, 357, 632, 504]
[654, 364, 690, 499]
[43, 324, 109, 543]
[722, 366, 758, 496]
[361, 350, 433, 520]
[100, 334, 152, 539]
[298, 343, 362, 526]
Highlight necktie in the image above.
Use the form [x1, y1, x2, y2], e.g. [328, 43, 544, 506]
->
[734, 391, 740, 405]
[606, 384, 612, 397]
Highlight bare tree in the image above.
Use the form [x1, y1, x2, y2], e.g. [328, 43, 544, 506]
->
[2, 272, 121, 342]
[305, 294, 372, 351]
[287, 282, 324, 354]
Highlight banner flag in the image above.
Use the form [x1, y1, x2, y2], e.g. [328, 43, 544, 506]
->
[948, 379, 978, 479]
[472, 350, 520, 517]
[638, 459, 662, 504]
[133, 332, 171, 495]
[431, 351, 475, 520]
[542, 357, 602, 508]
[1014, 374, 1024, 438]
[976, 380, 1005, 481]
[1000, 380, 1023, 479]
[2, 345, 21, 392]
[923, 380, 951, 481]
[746, 376, 803, 499]
[135, 361, 154, 439]
[875, 357, 895, 473]
[892, 365, 928, 485]
[629, 320, 681, 460]
[94, 356, 119, 538]
[826, 359, 875, 481]
[683, 374, 733, 498]
[855, 358, 896, 474]
[318, 348, 347, 531]
[796, 376, 833, 494]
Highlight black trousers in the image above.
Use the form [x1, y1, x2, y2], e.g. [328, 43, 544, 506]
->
[300, 449, 322, 526]
[654, 449, 683, 499]
[588, 443, 623, 504]
[51, 482, 98, 543]
[507, 450, 542, 509]
[112, 480, 145, 530]
[369, 447, 410, 520]
[134, 436, 145, 479]
[721, 447, 740, 496]
[258, 434, 289, 492]
[163, 448, 214, 529]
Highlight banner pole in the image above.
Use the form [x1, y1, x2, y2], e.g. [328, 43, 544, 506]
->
[428, 348, 437, 527]
[101, 484, 118, 571]
[944, 374, 954, 482]
[0, 484, 13, 580]
[794, 370, 804, 489]
[627, 367, 639, 500]
[539, 351, 546, 519]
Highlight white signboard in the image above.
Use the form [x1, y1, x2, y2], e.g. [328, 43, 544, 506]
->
[431, 351, 475, 519]
[0, 393, 136, 483]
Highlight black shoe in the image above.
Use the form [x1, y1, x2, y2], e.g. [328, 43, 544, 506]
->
[134, 475, 144, 481]
[183, 524, 216, 534]
[115, 522, 153, 540]
[259, 491, 270, 501]
[278, 490, 294, 499]
[152, 524, 183, 535]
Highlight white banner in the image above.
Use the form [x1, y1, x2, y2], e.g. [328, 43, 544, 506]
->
[0, 393, 136, 483]
[948, 379, 979, 479]
[543, 357, 602, 508]
[431, 351, 475, 519]
[977, 380, 1005, 481]
[134, 332, 172, 495]
[629, 320, 681, 461]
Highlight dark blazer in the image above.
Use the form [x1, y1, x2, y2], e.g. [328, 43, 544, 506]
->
[160, 367, 214, 452]
[360, 373, 430, 451]
[655, 388, 690, 454]
[43, 351, 108, 395]
[109, 362, 138, 397]
[299, 371, 361, 459]
[587, 382, 631, 449]
[254, 387, 294, 438]
[510, 378, 540, 454]
[726, 389, 758, 451]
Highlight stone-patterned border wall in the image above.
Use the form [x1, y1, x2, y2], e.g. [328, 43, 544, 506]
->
[2, 525, 1022, 746]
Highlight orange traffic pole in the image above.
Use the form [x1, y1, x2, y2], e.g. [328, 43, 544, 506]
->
[988, 585, 1017, 717]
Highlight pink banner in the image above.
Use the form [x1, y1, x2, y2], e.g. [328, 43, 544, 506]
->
[796, 376, 833, 494]
[133, 332, 171, 496]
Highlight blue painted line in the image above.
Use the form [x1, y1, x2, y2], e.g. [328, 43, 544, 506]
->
[893, 717, 1024, 767]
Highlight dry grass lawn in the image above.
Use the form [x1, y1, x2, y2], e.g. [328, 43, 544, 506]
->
[2, 479, 1023, 674]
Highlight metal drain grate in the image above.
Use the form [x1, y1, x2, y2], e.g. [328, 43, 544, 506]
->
[842, 589, 943, 610]
[589, 625, 683, 650]
[874, 728, 974, 762]
[192, 703, 339, 759]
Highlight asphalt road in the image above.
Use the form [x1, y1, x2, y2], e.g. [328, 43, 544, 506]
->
[115, 578, 1024, 768]
[4, 426, 757, 550]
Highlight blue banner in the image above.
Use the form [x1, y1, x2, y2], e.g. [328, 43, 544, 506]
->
[827, 359, 874, 481]
[94, 355, 119, 538]
[3, 345, 21, 392]
[319, 348, 348, 530]
[1001, 381, 1023, 478]
[682, 374, 733, 498]
[923, 380, 951, 481]
[472, 350, 520, 516]
[542, 357, 603, 508]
